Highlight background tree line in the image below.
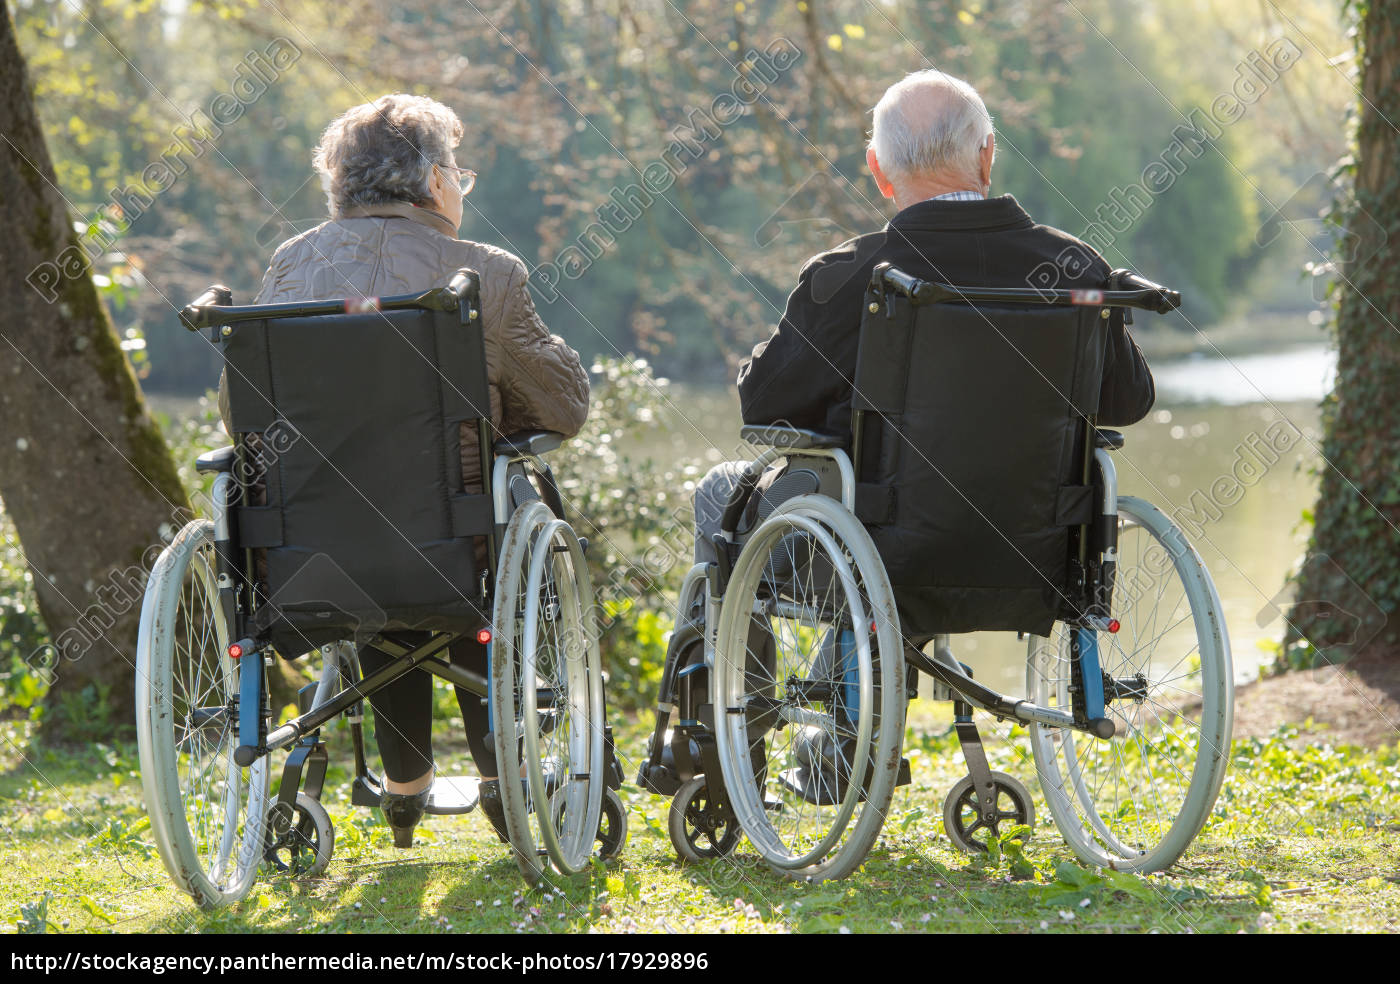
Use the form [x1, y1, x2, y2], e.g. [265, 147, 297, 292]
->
[12, 0, 1351, 394]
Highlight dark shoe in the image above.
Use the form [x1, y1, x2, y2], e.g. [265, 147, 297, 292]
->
[380, 788, 430, 848]
[478, 779, 511, 844]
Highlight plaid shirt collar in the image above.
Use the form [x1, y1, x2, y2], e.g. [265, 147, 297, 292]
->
[926, 190, 985, 202]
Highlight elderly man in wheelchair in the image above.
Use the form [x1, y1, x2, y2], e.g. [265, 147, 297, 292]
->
[134, 94, 625, 908]
[638, 70, 1233, 881]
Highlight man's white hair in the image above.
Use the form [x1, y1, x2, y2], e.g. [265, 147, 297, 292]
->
[868, 70, 993, 184]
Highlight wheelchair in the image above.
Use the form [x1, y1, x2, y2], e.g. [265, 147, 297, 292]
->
[135, 269, 626, 908]
[639, 263, 1234, 881]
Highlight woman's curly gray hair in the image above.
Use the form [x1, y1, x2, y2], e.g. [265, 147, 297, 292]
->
[312, 94, 464, 215]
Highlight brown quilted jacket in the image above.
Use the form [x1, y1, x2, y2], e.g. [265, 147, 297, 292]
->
[218, 202, 589, 493]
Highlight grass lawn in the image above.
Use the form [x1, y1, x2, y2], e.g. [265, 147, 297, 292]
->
[2, 703, 1397, 935]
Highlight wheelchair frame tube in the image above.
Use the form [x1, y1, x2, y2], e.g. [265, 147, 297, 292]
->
[906, 644, 1097, 736]
[263, 633, 454, 753]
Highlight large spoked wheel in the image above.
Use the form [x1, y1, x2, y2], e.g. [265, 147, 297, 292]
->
[713, 494, 906, 882]
[137, 520, 270, 908]
[1028, 495, 1232, 873]
[491, 501, 605, 884]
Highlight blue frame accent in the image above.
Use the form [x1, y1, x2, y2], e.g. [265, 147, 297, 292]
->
[1074, 627, 1105, 721]
[484, 639, 494, 721]
[238, 650, 263, 750]
[837, 627, 860, 723]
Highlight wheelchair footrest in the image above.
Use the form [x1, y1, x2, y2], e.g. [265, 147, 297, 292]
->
[423, 776, 481, 815]
[351, 774, 383, 808]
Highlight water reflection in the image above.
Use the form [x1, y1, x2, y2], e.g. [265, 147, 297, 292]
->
[1152, 344, 1335, 406]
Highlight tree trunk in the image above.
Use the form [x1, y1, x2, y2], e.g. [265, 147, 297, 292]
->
[0, 8, 190, 731]
[1288, 0, 1400, 663]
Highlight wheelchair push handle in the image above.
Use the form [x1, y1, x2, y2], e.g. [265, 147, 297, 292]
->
[1105, 268, 1181, 313]
[179, 285, 234, 331]
[870, 263, 1181, 314]
[178, 268, 483, 330]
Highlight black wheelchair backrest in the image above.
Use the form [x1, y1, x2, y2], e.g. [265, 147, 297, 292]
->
[851, 264, 1169, 637]
[207, 269, 495, 650]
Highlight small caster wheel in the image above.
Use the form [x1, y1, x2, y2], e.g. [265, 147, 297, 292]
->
[595, 788, 629, 861]
[669, 776, 741, 861]
[942, 771, 1034, 855]
[264, 792, 334, 877]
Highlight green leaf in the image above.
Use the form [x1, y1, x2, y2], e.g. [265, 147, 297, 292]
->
[79, 895, 116, 924]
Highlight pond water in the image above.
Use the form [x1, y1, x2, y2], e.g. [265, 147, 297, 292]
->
[651, 343, 1331, 693]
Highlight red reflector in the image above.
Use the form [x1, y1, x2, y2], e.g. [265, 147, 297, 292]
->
[227, 643, 243, 659]
[476, 628, 493, 645]
[870, 620, 877, 633]
[1107, 619, 1120, 633]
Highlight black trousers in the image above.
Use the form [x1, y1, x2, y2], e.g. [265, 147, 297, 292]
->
[358, 634, 496, 783]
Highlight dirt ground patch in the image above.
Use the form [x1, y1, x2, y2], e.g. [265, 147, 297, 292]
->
[1232, 646, 1400, 748]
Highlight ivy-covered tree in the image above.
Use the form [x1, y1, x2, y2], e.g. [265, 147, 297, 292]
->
[0, 6, 189, 732]
[1287, 0, 1400, 662]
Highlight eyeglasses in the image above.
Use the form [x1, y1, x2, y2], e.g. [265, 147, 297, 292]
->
[439, 164, 477, 198]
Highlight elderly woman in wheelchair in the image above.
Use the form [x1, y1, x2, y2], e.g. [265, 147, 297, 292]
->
[136, 94, 625, 908]
[639, 265, 1234, 882]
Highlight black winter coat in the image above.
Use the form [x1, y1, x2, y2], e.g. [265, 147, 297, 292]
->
[737, 195, 1155, 440]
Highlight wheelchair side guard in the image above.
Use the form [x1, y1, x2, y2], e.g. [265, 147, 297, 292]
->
[739, 424, 843, 451]
[492, 429, 564, 457]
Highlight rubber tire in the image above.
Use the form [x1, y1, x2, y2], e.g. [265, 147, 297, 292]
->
[941, 771, 1035, 854]
[713, 494, 906, 882]
[1028, 495, 1232, 873]
[596, 788, 629, 861]
[490, 501, 605, 884]
[265, 792, 334, 878]
[668, 776, 742, 862]
[137, 519, 269, 908]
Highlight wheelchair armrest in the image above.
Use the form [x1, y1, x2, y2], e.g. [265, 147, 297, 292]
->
[739, 425, 844, 451]
[493, 430, 565, 458]
[1094, 429, 1125, 451]
[195, 445, 237, 474]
